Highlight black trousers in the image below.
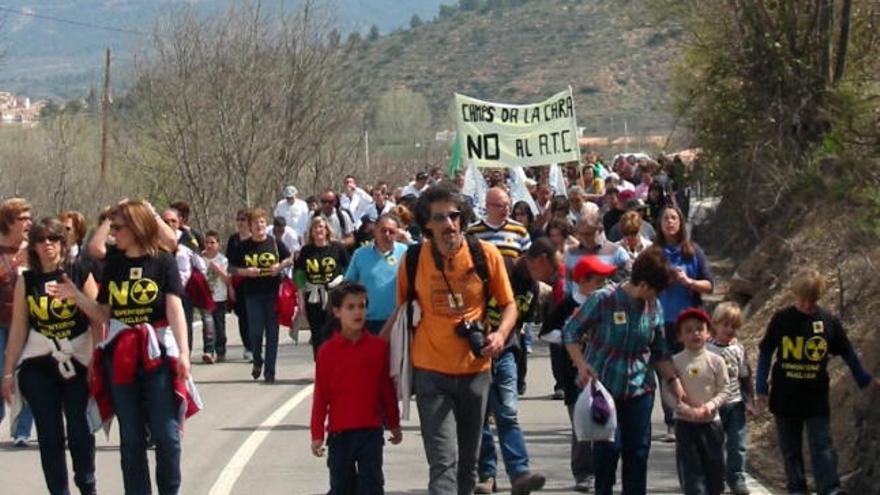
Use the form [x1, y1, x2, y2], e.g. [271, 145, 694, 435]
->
[675, 420, 724, 495]
[327, 428, 385, 495]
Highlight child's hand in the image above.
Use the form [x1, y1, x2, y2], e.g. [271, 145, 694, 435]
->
[695, 404, 713, 421]
[675, 402, 695, 421]
[311, 440, 325, 457]
[389, 427, 403, 445]
[745, 402, 757, 418]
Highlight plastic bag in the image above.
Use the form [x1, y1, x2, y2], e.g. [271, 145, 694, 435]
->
[573, 378, 617, 442]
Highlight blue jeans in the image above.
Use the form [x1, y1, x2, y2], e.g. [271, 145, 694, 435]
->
[593, 392, 654, 495]
[18, 360, 96, 495]
[106, 351, 181, 495]
[0, 325, 34, 438]
[719, 401, 748, 488]
[245, 292, 279, 378]
[204, 305, 227, 356]
[478, 351, 530, 481]
[775, 414, 840, 495]
[327, 428, 385, 495]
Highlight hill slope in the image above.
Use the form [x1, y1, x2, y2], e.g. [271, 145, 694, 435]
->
[343, 0, 682, 136]
[0, 0, 448, 98]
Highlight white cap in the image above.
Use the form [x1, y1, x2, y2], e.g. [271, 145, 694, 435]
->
[283, 185, 298, 198]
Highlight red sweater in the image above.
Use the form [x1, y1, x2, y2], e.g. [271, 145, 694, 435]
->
[310, 331, 400, 442]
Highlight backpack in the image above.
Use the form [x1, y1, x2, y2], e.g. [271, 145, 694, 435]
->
[404, 234, 489, 331]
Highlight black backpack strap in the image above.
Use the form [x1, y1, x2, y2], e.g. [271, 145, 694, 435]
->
[405, 243, 422, 331]
[465, 235, 490, 314]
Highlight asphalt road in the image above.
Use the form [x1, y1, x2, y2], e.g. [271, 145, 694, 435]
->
[0, 316, 774, 494]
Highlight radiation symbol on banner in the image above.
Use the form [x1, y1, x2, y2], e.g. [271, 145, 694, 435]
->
[50, 297, 77, 319]
[131, 279, 159, 305]
[805, 336, 828, 362]
[258, 252, 275, 267]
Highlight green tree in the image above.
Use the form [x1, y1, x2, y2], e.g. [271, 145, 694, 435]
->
[438, 4, 457, 19]
[367, 25, 380, 41]
[373, 86, 432, 146]
[459, 0, 482, 12]
[409, 14, 423, 29]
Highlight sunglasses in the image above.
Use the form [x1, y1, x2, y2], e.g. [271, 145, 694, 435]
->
[35, 235, 64, 243]
[430, 210, 462, 223]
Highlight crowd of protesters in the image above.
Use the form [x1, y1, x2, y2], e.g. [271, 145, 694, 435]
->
[0, 151, 878, 495]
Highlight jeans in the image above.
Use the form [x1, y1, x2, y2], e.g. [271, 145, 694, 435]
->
[566, 404, 594, 483]
[327, 428, 385, 495]
[203, 305, 227, 356]
[105, 351, 181, 495]
[478, 351, 530, 481]
[0, 325, 34, 438]
[414, 368, 491, 495]
[233, 293, 251, 352]
[245, 292, 280, 378]
[719, 401, 748, 488]
[18, 361, 96, 495]
[675, 420, 725, 495]
[593, 392, 654, 495]
[775, 414, 841, 495]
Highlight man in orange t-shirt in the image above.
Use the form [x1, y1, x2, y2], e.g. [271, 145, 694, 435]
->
[397, 183, 517, 495]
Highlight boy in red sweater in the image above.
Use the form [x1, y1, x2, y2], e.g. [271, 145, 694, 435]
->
[310, 282, 402, 494]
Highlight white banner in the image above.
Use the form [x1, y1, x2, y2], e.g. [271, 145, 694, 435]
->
[454, 88, 581, 168]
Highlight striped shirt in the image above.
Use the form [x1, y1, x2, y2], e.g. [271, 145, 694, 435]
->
[467, 219, 532, 259]
[562, 283, 669, 400]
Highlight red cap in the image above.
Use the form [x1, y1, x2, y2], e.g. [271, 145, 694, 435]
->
[618, 190, 636, 202]
[675, 307, 711, 329]
[572, 255, 616, 282]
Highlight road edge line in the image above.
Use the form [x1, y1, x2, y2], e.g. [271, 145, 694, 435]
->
[207, 384, 315, 495]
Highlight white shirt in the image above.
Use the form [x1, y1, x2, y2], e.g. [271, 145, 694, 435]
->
[175, 243, 207, 288]
[340, 187, 373, 228]
[204, 253, 229, 302]
[365, 201, 395, 222]
[270, 226, 301, 256]
[401, 181, 428, 198]
[273, 198, 310, 238]
[618, 180, 636, 192]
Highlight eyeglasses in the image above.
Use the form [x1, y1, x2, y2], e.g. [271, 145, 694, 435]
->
[430, 210, 462, 223]
[35, 235, 63, 243]
[109, 224, 127, 232]
[320, 199, 335, 204]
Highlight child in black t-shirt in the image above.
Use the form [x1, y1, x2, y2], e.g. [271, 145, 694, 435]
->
[756, 268, 879, 495]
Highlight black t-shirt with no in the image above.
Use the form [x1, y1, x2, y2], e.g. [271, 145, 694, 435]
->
[229, 237, 291, 295]
[759, 305, 854, 417]
[98, 252, 183, 326]
[294, 242, 349, 285]
[24, 266, 91, 340]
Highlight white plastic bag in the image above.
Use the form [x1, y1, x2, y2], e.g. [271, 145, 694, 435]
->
[573, 378, 617, 442]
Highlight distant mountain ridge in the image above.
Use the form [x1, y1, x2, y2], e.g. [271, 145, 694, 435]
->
[0, 0, 449, 98]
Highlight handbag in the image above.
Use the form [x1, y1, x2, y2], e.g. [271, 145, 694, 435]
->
[270, 237, 297, 326]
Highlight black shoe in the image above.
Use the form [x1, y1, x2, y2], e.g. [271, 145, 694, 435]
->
[511, 472, 546, 495]
[264, 374, 275, 384]
[251, 367, 261, 380]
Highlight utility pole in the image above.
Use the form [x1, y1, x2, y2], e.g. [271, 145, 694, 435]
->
[364, 129, 371, 172]
[99, 48, 111, 184]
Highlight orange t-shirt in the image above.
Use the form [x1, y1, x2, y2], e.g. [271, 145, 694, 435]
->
[397, 238, 515, 375]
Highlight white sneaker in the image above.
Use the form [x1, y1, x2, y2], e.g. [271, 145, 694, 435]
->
[540, 329, 562, 345]
[243, 350, 253, 362]
[13, 436, 28, 447]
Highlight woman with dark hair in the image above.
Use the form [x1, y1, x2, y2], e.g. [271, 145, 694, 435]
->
[563, 247, 687, 495]
[645, 183, 669, 226]
[56, 200, 196, 495]
[0, 198, 35, 444]
[2, 218, 99, 494]
[546, 218, 577, 254]
[226, 208, 253, 361]
[655, 205, 714, 442]
[512, 201, 544, 240]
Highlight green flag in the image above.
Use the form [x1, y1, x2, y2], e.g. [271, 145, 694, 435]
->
[446, 131, 462, 177]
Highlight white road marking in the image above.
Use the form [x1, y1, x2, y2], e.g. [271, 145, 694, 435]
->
[207, 384, 314, 495]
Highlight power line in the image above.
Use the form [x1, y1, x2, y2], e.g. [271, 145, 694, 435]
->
[0, 5, 149, 36]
